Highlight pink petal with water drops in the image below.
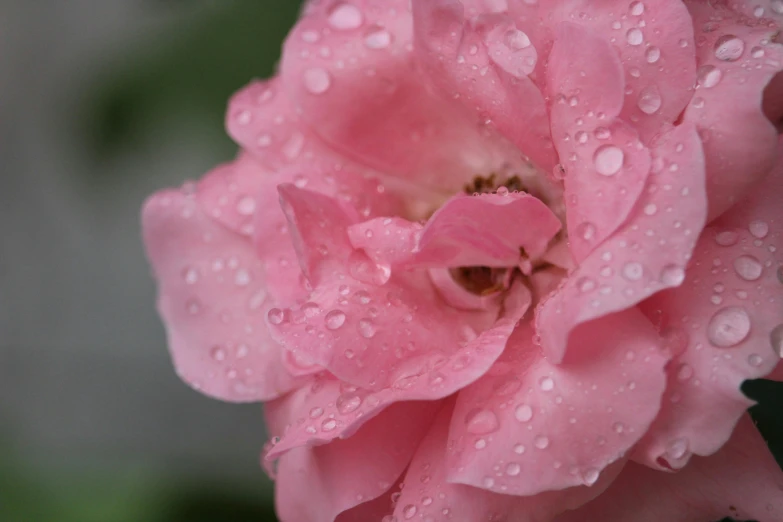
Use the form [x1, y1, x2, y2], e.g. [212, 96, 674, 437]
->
[724, 0, 783, 30]
[411, 0, 558, 174]
[141, 188, 301, 402]
[633, 139, 783, 469]
[265, 285, 530, 459]
[507, 0, 697, 142]
[547, 22, 652, 261]
[280, 0, 513, 193]
[350, 191, 561, 269]
[272, 400, 439, 522]
[390, 401, 627, 522]
[538, 122, 707, 363]
[682, 0, 783, 221]
[555, 415, 783, 522]
[445, 310, 668, 496]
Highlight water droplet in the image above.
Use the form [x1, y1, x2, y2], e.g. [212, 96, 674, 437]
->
[749, 220, 769, 238]
[622, 262, 644, 281]
[268, 308, 285, 325]
[236, 196, 256, 215]
[324, 310, 346, 330]
[626, 28, 644, 46]
[337, 393, 363, 414]
[515, 404, 534, 423]
[733, 255, 763, 281]
[576, 221, 597, 241]
[403, 504, 417, 519]
[748, 353, 763, 367]
[660, 265, 685, 286]
[328, 3, 363, 30]
[534, 435, 550, 449]
[186, 298, 201, 315]
[514, 443, 526, 454]
[505, 462, 521, 476]
[496, 186, 509, 196]
[582, 468, 600, 486]
[474, 438, 487, 450]
[539, 376, 555, 391]
[465, 409, 500, 434]
[714, 34, 745, 61]
[667, 438, 688, 460]
[697, 65, 722, 88]
[645, 46, 661, 63]
[182, 267, 199, 285]
[707, 306, 751, 348]
[321, 418, 338, 432]
[358, 318, 377, 338]
[304, 68, 331, 94]
[613, 422, 626, 434]
[234, 269, 251, 287]
[676, 363, 693, 381]
[210, 346, 226, 362]
[715, 229, 739, 246]
[593, 145, 624, 176]
[629, 1, 645, 15]
[578, 277, 597, 293]
[364, 27, 392, 49]
[770, 324, 783, 356]
[638, 85, 662, 115]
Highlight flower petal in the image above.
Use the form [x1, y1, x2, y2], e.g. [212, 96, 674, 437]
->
[411, 0, 558, 173]
[279, 0, 512, 192]
[273, 401, 439, 522]
[633, 138, 783, 468]
[390, 401, 626, 522]
[547, 21, 652, 261]
[265, 282, 528, 459]
[555, 415, 783, 522]
[683, 0, 783, 221]
[142, 187, 300, 402]
[446, 310, 668, 496]
[537, 122, 707, 363]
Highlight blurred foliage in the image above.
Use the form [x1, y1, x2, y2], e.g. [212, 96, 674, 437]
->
[82, 0, 303, 163]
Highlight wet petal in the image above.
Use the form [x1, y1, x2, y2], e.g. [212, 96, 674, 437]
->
[446, 310, 668, 495]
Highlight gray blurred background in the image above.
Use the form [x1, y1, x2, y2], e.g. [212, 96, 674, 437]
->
[0, 1, 302, 520]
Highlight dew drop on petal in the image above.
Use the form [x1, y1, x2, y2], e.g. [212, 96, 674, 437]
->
[733, 255, 763, 281]
[325, 310, 346, 330]
[637, 85, 662, 115]
[364, 27, 392, 49]
[534, 435, 550, 449]
[506, 462, 522, 476]
[593, 145, 624, 176]
[358, 318, 377, 338]
[770, 324, 783, 357]
[465, 409, 500, 434]
[304, 68, 332, 94]
[515, 404, 534, 423]
[629, 1, 645, 15]
[748, 220, 769, 239]
[660, 265, 685, 286]
[582, 468, 600, 486]
[328, 3, 363, 30]
[645, 46, 661, 63]
[713, 34, 745, 62]
[268, 308, 285, 325]
[697, 65, 722, 88]
[707, 306, 751, 348]
[539, 376, 555, 391]
[626, 28, 643, 46]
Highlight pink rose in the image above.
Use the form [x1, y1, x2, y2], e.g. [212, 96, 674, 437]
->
[142, 0, 783, 520]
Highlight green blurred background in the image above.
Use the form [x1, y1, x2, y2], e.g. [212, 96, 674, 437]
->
[0, 1, 780, 521]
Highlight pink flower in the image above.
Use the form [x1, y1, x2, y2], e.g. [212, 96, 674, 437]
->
[142, 0, 783, 520]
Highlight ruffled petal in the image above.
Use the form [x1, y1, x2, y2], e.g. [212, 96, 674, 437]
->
[265, 280, 528, 459]
[142, 187, 300, 402]
[445, 310, 668, 496]
[279, 0, 513, 192]
[349, 191, 562, 269]
[273, 401, 438, 522]
[537, 122, 707, 363]
[411, 0, 558, 173]
[555, 415, 783, 522]
[390, 401, 626, 522]
[683, 0, 783, 220]
[633, 137, 783, 468]
[547, 21, 652, 261]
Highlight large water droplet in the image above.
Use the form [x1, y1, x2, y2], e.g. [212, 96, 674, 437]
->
[505, 462, 522, 476]
[645, 46, 661, 63]
[364, 26, 392, 49]
[534, 435, 550, 449]
[402, 504, 417, 519]
[707, 306, 751, 348]
[713, 34, 745, 61]
[771, 324, 783, 357]
[304, 68, 332, 94]
[660, 265, 685, 286]
[325, 310, 346, 330]
[629, 1, 645, 15]
[337, 393, 363, 414]
[268, 308, 285, 325]
[582, 468, 600, 486]
[328, 3, 363, 30]
[748, 220, 769, 239]
[626, 28, 644, 46]
[515, 404, 534, 422]
[733, 255, 763, 281]
[638, 85, 662, 115]
[697, 65, 722, 88]
[715, 229, 739, 246]
[539, 376, 555, 391]
[358, 318, 377, 338]
[465, 409, 500, 434]
[622, 262, 644, 281]
[593, 145, 624, 176]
